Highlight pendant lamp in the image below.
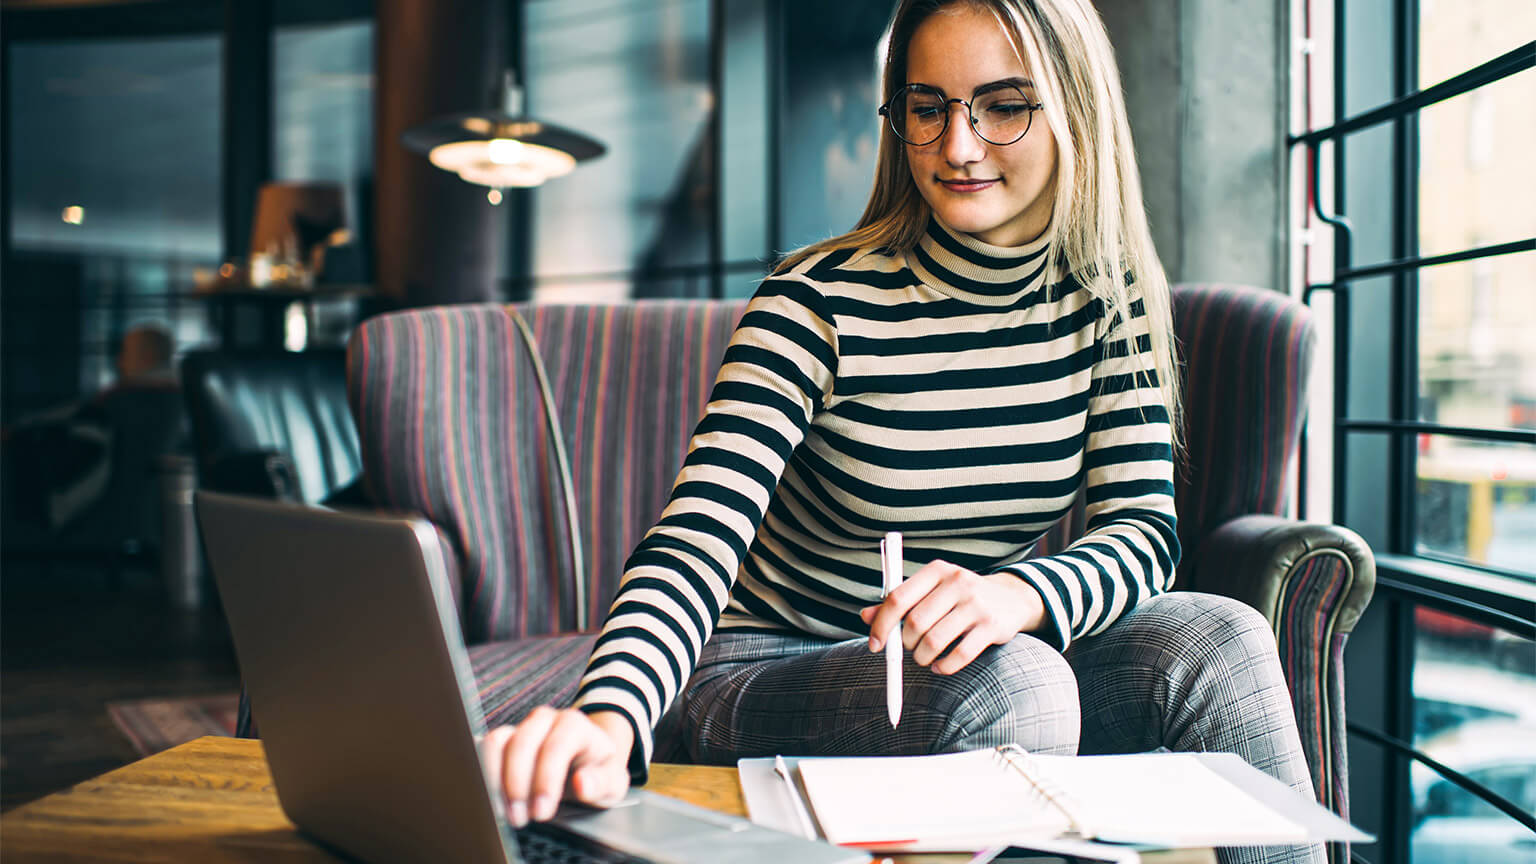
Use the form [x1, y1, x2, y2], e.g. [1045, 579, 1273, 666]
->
[402, 71, 605, 194]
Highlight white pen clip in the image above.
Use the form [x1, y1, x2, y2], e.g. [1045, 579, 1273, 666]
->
[879, 531, 903, 728]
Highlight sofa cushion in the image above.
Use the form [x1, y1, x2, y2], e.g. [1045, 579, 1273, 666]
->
[470, 633, 600, 728]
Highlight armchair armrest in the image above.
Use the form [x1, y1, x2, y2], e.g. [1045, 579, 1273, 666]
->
[1190, 514, 1375, 636]
[203, 450, 302, 502]
[1188, 513, 1375, 850]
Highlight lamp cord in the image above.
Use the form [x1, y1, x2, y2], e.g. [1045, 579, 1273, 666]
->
[508, 306, 588, 631]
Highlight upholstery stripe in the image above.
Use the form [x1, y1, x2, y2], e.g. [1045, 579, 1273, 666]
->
[1173, 284, 1314, 587]
[1276, 550, 1349, 812]
[471, 633, 600, 727]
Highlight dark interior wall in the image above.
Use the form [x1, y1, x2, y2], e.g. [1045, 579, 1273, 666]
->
[373, 0, 507, 306]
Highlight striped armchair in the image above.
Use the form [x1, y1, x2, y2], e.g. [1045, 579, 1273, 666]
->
[346, 286, 1373, 856]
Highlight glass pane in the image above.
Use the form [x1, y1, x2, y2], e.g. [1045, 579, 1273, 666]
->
[1342, 0, 1394, 116]
[1419, 0, 1535, 90]
[1419, 252, 1536, 429]
[9, 37, 222, 257]
[778, 0, 886, 251]
[526, 0, 712, 298]
[720, 0, 770, 277]
[1417, 72, 1536, 259]
[1416, 435, 1536, 575]
[6, 36, 221, 417]
[1411, 608, 1536, 864]
[273, 19, 374, 284]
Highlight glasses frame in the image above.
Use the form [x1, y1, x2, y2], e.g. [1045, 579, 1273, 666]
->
[877, 83, 1043, 147]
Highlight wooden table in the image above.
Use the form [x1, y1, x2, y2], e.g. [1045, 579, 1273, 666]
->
[1, 736, 1213, 863]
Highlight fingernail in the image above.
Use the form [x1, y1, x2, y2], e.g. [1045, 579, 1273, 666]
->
[508, 800, 528, 827]
[532, 795, 556, 821]
[869, 637, 881, 652]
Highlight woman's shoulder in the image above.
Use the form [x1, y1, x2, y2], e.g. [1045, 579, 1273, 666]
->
[770, 241, 909, 290]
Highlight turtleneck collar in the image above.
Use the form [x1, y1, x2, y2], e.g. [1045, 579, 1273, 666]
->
[907, 214, 1054, 306]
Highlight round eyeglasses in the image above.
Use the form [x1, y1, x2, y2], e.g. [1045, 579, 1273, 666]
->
[878, 83, 1042, 147]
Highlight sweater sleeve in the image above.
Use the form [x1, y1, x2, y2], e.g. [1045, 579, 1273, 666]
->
[572, 276, 838, 782]
[1000, 290, 1180, 651]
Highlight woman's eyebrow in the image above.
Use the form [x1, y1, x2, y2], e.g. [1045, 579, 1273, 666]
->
[973, 77, 1035, 96]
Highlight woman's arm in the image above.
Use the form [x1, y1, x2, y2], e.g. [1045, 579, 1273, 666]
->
[999, 290, 1180, 651]
[565, 278, 840, 760]
[485, 278, 839, 825]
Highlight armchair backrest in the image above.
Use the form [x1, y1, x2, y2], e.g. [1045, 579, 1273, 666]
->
[348, 285, 1312, 641]
[1033, 284, 1314, 584]
[1169, 284, 1315, 585]
[347, 302, 747, 644]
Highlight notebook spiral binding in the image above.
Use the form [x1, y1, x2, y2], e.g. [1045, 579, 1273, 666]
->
[994, 744, 1092, 838]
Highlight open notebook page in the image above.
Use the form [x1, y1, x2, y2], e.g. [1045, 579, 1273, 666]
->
[796, 750, 1073, 849]
[1026, 753, 1309, 847]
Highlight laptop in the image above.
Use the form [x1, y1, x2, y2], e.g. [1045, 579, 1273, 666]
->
[196, 491, 867, 864]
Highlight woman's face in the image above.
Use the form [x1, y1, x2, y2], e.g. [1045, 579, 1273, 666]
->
[903, 4, 1058, 247]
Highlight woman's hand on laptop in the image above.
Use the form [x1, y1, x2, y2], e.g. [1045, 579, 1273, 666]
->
[480, 707, 634, 828]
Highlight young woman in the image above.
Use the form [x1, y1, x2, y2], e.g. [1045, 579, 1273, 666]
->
[483, 2, 1322, 862]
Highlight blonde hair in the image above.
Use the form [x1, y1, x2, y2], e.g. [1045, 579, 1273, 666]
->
[779, 0, 1183, 451]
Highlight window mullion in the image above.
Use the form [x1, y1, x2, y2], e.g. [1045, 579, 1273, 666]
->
[1389, 0, 1418, 559]
[1330, 0, 1351, 526]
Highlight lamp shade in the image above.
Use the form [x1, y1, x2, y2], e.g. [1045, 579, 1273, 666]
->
[401, 73, 605, 189]
[248, 181, 349, 261]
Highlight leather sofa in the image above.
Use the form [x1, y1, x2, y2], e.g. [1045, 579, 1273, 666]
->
[180, 349, 363, 507]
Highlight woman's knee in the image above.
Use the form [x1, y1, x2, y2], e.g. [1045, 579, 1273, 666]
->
[1131, 592, 1287, 692]
[920, 634, 1080, 755]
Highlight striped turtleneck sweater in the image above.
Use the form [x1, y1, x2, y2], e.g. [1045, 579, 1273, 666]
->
[573, 216, 1179, 775]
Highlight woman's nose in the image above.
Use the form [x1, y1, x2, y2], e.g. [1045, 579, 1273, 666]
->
[941, 102, 986, 165]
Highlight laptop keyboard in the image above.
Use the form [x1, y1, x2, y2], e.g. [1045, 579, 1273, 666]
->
[516, 822, 650, 864]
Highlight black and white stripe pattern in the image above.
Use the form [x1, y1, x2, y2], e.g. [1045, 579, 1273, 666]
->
[574, 217, 1179, 772]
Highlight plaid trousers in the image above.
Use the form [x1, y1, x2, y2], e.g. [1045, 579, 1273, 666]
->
[662, 591, 1325, 864]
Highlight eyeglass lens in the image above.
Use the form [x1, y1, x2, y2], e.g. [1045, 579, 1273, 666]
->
[888, 84, 1035, 146]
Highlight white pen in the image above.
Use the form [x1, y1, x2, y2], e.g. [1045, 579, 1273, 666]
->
[879, 531, 903, 728]
[773, 754, 818, 840]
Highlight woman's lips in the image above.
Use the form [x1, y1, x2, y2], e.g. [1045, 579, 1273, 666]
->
[938, 178, 999, 192]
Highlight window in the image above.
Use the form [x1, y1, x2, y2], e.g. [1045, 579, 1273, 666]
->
[1410, 608, 1535, 864]
[5, 31, 222, 412]
[511, 0, 892, 303]
[1294, 0, 1534, 860]
[1300, 2, 1535, 575]
[524, 0, 716, 302]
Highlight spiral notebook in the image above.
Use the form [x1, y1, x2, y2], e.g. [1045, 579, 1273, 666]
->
[740, 746, 1371, 853]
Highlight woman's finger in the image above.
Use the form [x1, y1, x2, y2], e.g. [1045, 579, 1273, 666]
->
[570, 757, 627, 807]
[529, 713, 607, 821]
[866, 563, 945, 651]
[901, 580, 962, 653]
[933, 627, 997, 676]
[478, 725, 515, 802]
[910, 606, 969, 666]
[502, 706, 558, 826]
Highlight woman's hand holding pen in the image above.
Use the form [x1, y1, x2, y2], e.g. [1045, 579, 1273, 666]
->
[860, 561, 1047, 675]
[479, 707, 633, 828]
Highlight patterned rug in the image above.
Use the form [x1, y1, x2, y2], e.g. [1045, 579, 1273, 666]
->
[107, 693, 240, 758]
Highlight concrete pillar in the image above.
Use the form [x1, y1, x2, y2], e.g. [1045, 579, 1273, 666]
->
[1096, 0, 1289, 292]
